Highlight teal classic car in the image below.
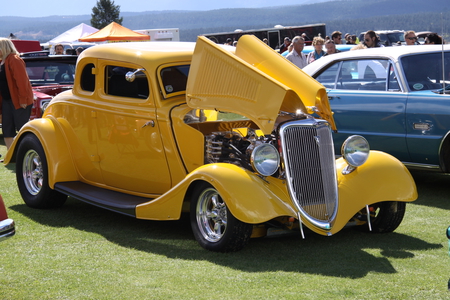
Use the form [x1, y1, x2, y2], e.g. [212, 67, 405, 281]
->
[304, 45, 450, 172]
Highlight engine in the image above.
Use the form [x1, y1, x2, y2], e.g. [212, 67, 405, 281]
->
[205, 129, 275, 172]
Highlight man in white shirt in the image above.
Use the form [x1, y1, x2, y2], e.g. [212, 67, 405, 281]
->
[286, 36, 307, 69]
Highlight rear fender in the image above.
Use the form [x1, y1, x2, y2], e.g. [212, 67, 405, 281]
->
[5, 117, 79, 188]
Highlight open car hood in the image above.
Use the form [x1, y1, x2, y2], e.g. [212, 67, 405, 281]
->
[186, 35, 336, 134]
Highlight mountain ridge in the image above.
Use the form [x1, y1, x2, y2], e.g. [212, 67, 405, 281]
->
[1, 0, 449, 42]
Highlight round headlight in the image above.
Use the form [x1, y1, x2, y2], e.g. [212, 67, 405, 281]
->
[341, 135, 370, 168]
[250, 143, 280, 176]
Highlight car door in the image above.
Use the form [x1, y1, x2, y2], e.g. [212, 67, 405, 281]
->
[315, 58, 411, 161]
[94, 62, 172, 194]
[402, 51, 450, 166]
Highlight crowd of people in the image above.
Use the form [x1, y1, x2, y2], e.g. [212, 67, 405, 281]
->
[275, 30, 445, 69]
[53, 43, 84, 55]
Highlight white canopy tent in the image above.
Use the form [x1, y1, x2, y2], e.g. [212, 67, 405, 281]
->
[48, 23, 98, 44]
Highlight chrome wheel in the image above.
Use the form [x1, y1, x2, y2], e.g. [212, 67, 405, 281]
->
[22, 149, 43, 196]
[196, 187, 227, 242]
[190, 182, 252, 252]
[16, 134, 67, 208]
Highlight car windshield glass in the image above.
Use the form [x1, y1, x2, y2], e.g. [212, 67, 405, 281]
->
[25, 61, 76, 85]
[401, 52, 450, 91]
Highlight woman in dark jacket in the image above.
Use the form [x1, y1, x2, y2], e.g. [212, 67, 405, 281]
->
[0, 38, 33, 150]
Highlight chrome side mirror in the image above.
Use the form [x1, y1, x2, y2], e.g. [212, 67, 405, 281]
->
[125, 68, 145, 82]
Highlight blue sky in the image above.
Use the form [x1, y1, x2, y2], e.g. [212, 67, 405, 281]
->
[1, 0, 317, 18]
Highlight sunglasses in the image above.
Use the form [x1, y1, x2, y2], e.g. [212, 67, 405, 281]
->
[407, 37, 418, 40]
[364, 39, 371, 42]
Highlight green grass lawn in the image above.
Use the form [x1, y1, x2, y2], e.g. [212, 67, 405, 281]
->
[0, 140, 449, 299]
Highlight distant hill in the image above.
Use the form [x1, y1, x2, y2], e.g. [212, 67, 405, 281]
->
[1, 0, 449, 42]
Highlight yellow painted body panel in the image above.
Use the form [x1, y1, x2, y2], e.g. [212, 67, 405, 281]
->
[186, 36, 336, 133]
[4, 117, 80, 187]
[136, 150, 417, 236]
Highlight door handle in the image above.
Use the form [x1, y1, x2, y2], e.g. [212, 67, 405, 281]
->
[328, 96, 340, 100]
[142, 120, 155, 128]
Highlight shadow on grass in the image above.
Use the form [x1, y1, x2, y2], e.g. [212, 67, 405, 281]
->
[409, 170, 450, 210]
[11, 198, 441, 279]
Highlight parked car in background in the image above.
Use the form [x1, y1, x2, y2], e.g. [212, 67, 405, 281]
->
[416, 31, 433, 44]
[358, 30, 405, 46]
[0, 195, 15, 241]
[303, 44, 450, 173]
[5, 35, 417, 252]
[11, 39, 41, 53]
[21, 51, 77, 119]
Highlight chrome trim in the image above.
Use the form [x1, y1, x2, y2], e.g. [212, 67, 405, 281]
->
[403, 162, 440, 170]
[0, 218, 15, 241]
[279, 119, 338, 230]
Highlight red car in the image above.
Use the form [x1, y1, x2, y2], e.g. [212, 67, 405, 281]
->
[0, 195, 15, 241]
[22, 52, 77, 119]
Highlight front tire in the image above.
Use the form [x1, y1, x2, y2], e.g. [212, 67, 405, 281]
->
[16, 134, 67, 208]
[190, 182, 252, 252]
[367, 201, 406, 233]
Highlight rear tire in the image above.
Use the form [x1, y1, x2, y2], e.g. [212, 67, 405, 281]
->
[190, 182, 252, 252]
[16, 134, 67, 208]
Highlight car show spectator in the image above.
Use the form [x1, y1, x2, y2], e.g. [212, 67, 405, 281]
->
[281, 43, 293, 57]
[404, 31, 418, 45]
[225, 38, 233, 46]
[349, 35, 357, 44]
[425, 33, 443, 44]
[307, 36, 326, 64]
[0, 38, 33, 150]
[331, 31, 342, 44]
[363, 30, 384, 48]
[285, 36, 307, 69]
[344, 33, 350, 44]
[76, 47, 84, 55]
[54, 43, 64, 55]
[279, 37, 291, 53]
[324, 40, 341, 55]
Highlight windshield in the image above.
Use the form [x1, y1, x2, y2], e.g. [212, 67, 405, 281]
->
[25, 60, 76, 86]
[401, 51, 450, 91]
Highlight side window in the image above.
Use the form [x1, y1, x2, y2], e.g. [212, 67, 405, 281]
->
[105, 65, 149, 99]
[80, 63, 95, 92]
[337, 59, 389, 91]
[160, 65, 189, 96]
[315, 62, 340, 89]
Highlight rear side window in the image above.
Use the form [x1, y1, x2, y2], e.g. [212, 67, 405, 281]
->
[315, 59, 395, 91]
[80, 63, 95, 92]
[105, 65, 149, 99]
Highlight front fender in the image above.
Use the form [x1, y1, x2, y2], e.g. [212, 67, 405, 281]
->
[4, 117, 79, 187]
[136, 163, 296, 223]
[328, 150, 418, 234]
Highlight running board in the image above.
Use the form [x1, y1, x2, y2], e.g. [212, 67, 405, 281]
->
[54, 181, 155, 217]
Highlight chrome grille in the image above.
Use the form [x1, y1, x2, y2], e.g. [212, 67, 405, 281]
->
[279, 119, 338, 230]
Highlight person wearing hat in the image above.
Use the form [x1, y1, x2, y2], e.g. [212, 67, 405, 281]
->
[279, 37, 291, 54]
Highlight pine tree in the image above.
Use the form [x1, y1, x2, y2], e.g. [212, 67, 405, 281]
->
[91, 0, 123, 29]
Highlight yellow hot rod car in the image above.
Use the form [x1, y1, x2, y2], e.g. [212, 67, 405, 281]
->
[4, 35, 417, 252]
